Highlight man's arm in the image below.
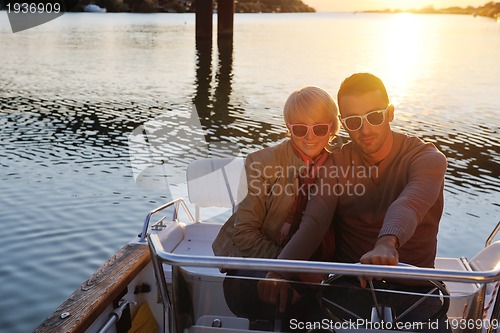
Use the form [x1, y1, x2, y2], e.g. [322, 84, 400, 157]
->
[277, 166, 338, 263]
[365, 145, 447, 264]
[258, 167, 338, 309]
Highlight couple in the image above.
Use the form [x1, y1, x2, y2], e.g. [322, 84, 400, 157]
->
[212, 73, 448, 332]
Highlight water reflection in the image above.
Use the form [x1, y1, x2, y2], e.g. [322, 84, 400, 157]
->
[213, 38, 234, 126]
[192, 36, 281, 157]
[390, 110, 500, 196]
[193, 36, 241, 155]
[193, 37, 213, 129]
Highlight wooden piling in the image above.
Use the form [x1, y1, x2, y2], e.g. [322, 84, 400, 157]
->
[196, 0, 213, 40]
[217, 0, 234, 38]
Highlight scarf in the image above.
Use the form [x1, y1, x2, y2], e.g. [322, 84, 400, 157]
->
[276, 143, 335, 262]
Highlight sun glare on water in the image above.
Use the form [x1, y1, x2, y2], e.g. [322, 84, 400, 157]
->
[380, 13, 428, 97]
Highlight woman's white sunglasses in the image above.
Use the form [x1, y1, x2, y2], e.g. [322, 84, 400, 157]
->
[288, 123, 332, 138]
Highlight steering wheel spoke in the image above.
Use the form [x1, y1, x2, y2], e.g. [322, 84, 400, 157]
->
[318, 263, 450, 331]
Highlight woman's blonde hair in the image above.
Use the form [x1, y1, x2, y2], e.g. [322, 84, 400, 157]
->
[283, 86, 339, 138]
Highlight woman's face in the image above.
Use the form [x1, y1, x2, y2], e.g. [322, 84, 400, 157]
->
[287, 113, 333, 158]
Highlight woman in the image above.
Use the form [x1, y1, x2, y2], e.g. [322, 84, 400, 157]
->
[212, 86, 340, 322]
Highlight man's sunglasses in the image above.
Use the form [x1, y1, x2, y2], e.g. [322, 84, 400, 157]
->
[288, 123, 332, 138]
[339, 105, 391, 131]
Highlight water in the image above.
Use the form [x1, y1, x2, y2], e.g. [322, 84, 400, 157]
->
[0, 12, 498, 333]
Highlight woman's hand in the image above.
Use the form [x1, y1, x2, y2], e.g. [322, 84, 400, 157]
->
[257, 271, 301, 313]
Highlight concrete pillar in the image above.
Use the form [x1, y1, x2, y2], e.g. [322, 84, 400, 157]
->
[217, 0, 234, 39]
[196, 0, 213, 40]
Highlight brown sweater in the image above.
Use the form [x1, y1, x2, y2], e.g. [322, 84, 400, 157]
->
[279, 132, 447, 269]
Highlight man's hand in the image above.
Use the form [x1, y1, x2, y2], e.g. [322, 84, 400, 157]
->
[358, 235, 399, 288]
[257, 271, 300, 313]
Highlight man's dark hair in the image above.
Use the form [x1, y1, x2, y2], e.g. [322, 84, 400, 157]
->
[337, 73, 390, 106]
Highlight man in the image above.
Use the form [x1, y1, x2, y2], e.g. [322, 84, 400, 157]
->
[331, 72, 447, 270]
[260, 73, 449, 331]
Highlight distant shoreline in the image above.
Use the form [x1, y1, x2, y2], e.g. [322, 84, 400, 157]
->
[362, 2, 500, 20]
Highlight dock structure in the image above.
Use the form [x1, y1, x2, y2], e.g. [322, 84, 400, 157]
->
[196, 0, 234, 40]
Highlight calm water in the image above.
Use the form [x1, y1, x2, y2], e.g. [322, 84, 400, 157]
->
[0, 12, 499, 333]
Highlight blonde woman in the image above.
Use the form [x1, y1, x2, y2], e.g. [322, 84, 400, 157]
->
[212, 86, 340, 322]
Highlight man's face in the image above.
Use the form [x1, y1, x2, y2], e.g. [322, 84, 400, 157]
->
[339, 90, 394, 163]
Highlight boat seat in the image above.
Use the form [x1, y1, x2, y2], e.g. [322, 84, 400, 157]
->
[469, 240, 500, 321]
[469, 240, 500, 272]
[434, 257, 478, 295]
[187, 157, 246, 221]
[435, 257, 483, 321]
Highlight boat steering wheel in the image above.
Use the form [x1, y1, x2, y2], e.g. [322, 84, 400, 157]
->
[318, 263, 450, 331]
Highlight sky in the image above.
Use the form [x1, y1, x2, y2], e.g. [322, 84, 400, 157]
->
[304, 0, 491, 12]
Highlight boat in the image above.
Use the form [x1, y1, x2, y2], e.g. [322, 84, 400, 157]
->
[34, 157, 500, 333]
[83, 4, 107, 13]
